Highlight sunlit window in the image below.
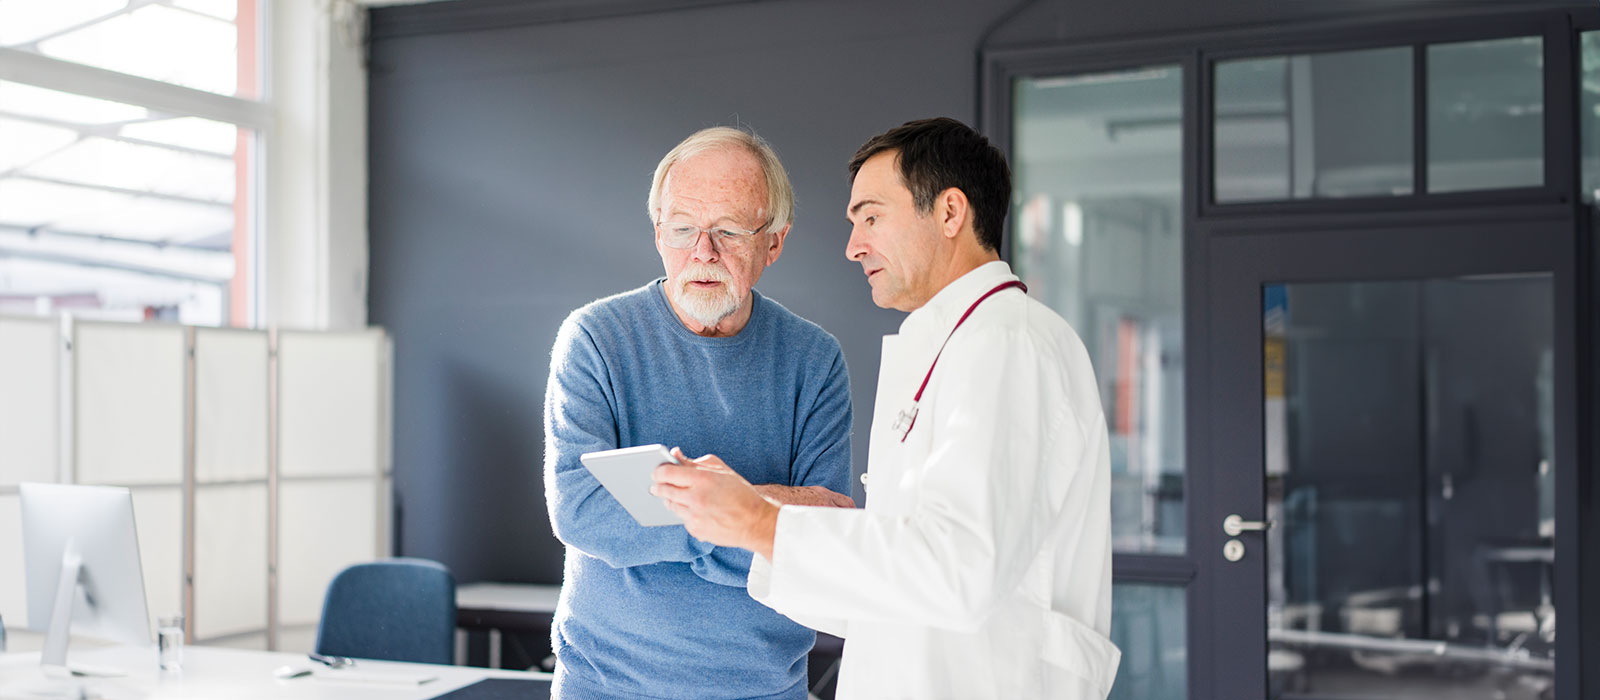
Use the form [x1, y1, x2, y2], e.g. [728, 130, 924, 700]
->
[0, 0, 248, 97]
[0, 1, 259, 325]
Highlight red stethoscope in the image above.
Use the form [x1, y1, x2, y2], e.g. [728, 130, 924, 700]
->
[890, 280, 1028, 442]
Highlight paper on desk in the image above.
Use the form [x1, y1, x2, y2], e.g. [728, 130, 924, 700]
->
[311, 668, 438, 685]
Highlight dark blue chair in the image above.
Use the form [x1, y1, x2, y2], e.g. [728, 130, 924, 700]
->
[314, 558, 457, 665]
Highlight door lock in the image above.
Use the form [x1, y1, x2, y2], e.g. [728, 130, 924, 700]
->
[1223, 514, 1274, 537]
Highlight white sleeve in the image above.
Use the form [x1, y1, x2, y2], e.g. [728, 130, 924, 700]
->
[748, 551, 849, 638]
[753, 330, 1089, 632]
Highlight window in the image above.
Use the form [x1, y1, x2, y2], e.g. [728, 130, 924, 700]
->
[1214, 48, 1413, 202]
[1427, 37, 1543, 193]
[0, 0, 262, 326]
[1210, 36, 1546, 204]
[1013, 66, 1187, 554]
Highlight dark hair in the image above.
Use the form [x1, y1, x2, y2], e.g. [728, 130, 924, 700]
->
[847, 117, 1011, 252]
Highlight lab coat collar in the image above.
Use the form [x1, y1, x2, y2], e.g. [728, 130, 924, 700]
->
[898, 260, 1020, 341]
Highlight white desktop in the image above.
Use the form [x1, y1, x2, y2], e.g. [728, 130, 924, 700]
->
[1, 484, 550, 699]
[3, 483, 152, 698]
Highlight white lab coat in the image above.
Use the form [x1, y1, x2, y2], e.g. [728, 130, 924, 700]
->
[748, 261, 1120, 699]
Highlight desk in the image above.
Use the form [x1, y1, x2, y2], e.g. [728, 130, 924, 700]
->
[456, 583, 559, 632]
[455, 584, 559, 670]
[0, 643, 551, 699]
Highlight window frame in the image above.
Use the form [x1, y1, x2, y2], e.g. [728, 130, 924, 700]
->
[0, 36, 269, 327]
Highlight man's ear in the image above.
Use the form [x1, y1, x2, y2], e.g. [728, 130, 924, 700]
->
[937, 187, 970, 241]
[764, 224, 791, 266]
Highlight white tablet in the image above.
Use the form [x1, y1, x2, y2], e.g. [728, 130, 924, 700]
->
[578, 444, 685, 527]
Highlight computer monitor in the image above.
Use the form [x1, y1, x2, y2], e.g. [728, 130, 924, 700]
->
[20, 483, 151, 675]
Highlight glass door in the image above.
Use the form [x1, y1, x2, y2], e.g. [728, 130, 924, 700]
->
[1202, 220, 1573, 699]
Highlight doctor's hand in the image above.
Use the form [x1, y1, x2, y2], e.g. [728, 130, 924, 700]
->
[652, 448, 780, 561]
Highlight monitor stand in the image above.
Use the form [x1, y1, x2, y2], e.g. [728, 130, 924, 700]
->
[39, 542, 128, 679]
[0, 545, 130, 699]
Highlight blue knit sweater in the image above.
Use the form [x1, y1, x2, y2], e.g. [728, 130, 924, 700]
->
[543, 280, 853, 699]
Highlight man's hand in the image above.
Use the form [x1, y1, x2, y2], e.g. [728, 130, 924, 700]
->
[753, 484, 856, 509]
[651, 448, 780, 560]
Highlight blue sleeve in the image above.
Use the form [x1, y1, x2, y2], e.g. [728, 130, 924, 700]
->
[791, 344, 854, 495]
[690, 547, 754, 587]
[543, 317, 716, 569]
[690, 340, 853, 588]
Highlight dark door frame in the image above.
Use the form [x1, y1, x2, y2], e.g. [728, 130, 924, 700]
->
[1201, 215, 1579, 699]
[983, 4, 1598, 698]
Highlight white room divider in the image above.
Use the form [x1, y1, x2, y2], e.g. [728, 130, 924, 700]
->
[72, 321, 188, 630]
[0, 316, 391, 653]
[273, 329, 390, 652]
[192, 328, 270, 646]
[0, 315, 60, 624]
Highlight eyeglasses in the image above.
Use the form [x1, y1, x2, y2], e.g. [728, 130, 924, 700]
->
[655, 221, 768, 250]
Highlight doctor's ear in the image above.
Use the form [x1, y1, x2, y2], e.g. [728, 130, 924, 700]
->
[936, 188, 970, 241]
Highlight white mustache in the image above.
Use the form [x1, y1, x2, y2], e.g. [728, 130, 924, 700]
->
[678, 264, 732, 288]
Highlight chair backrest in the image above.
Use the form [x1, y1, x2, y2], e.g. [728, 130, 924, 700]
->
[314, 558, 456, 665]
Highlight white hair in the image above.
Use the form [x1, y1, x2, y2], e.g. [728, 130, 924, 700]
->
[646, 126, 795, 233]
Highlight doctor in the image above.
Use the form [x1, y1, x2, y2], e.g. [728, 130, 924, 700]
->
[653, 117, 1121, 699]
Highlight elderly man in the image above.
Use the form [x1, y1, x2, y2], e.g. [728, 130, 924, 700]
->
[543, 126, 855, 699]
[653, 118, 1121, 699]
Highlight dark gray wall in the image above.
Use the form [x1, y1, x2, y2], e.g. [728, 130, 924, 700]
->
[367, 0, 1568, 585]
[368, 0, 1013, 584]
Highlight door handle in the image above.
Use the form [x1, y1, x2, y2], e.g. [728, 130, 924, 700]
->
[1223, 514, 1274, 537]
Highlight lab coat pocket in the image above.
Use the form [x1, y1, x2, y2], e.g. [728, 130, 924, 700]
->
[1039, 608, 1122, 697]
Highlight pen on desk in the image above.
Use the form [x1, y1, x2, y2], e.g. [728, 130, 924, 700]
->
[309, 651, 356, 669]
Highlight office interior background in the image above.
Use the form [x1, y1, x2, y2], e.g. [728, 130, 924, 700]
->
[2, 0, 1599, 698]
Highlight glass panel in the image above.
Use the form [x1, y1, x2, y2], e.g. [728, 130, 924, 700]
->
[120, 117, 239, 155]
[130, 486, 183, 639]
[50, 197, 236, 244]
[277, 479, 378, 627]
[0, 258, 226, 323]
[1, 2, 257, 98]
[194, 482, 266, 641]
[0, 0, 127, 47]
[75, 322, 186, 485]
[172, 0, 238, 22]
[0, 179, 140, 229]
[0, 494, 25, 627]
[1428, 37, 1543, 193]
[195, 328, 269, 482]
[1582, 32, 1600, 203]
[22, 138, 235, 203]
[0, 317, 59, 485]
[1013, 66, 1186, 554]
[0, 117, 78, 172]
[1265, 277, 1555, 699]
[1215, 47, 1413, 203]
[0, 81, 248, 325]
[1109, 584, 1186, 700]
